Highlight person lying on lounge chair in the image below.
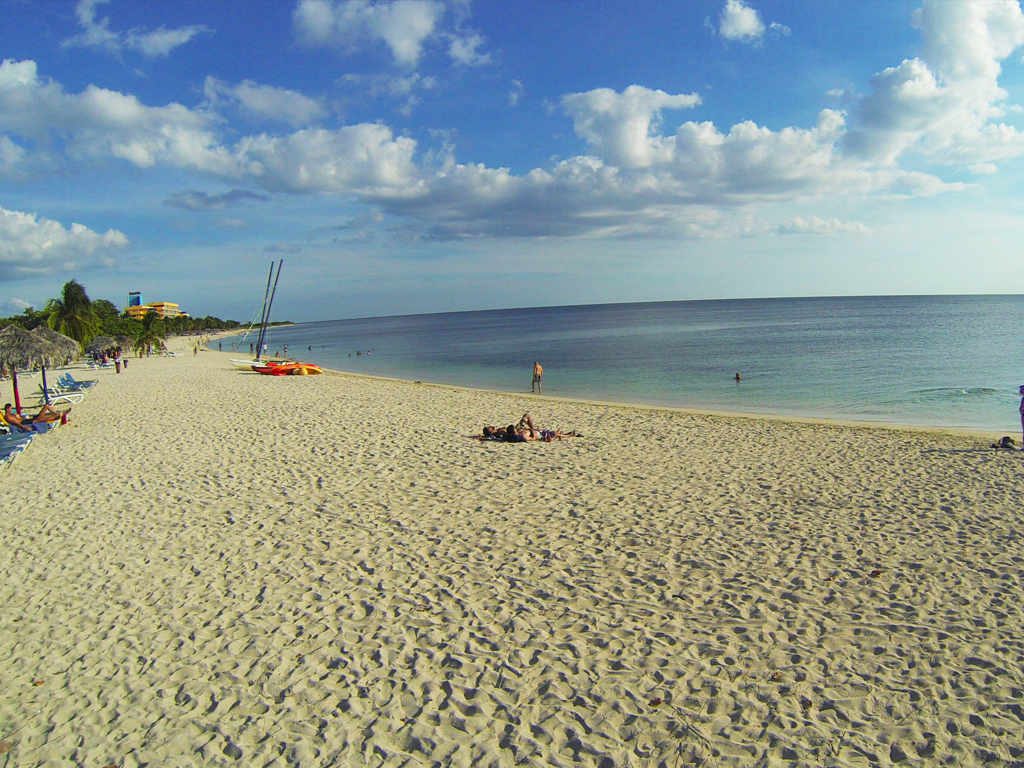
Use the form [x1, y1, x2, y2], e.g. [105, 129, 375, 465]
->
[4, 402, 69, 427]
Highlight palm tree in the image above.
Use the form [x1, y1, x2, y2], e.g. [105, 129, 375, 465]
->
[134, 310, 166, 356]
[45, 279, 99, 348]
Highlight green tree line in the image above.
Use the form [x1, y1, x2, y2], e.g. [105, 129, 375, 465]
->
[0, 280, 241, 349]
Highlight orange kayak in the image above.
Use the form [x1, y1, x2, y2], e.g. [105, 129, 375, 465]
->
[254, 362, 322, 375]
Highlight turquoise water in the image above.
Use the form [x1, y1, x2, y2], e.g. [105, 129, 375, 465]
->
[222, 295, 1024, 432]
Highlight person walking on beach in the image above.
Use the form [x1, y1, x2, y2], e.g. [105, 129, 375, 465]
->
[532, 361, 543, 393]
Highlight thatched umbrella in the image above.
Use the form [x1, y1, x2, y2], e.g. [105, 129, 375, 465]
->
[32, 327, 80, 403]
[85, 335, 116, 354]
[0, 326, 63, 413]
[113, 335, 134, 352]
[33, 326, 80, 361]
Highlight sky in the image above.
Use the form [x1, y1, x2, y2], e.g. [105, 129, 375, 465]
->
[2, 0, 1024, 323]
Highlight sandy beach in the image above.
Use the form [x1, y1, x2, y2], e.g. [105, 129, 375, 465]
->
[2, 345, 1023, 767]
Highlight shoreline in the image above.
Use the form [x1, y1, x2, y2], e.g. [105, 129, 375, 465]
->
[210, 337, 1010, 440]
[317, 367, 1012, 441]
[209, 336, 1016, 439]
[2, 347, 1022, 765]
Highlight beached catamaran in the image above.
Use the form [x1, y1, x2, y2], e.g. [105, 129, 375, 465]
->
[230, 260, 322, 375]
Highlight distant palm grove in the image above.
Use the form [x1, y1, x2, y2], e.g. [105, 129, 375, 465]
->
[0, 280, 241, 348]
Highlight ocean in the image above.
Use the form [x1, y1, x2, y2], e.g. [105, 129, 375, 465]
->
[222, 295, 1024, 433]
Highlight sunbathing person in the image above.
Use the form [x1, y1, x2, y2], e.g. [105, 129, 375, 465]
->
[517, 413, 581, 441]
[4, 402, 68, 427]
[480, 425, 527, 442]
[479, 414, 579, 442]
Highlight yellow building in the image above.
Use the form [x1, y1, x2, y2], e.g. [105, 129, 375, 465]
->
[123, 301, 186, 320]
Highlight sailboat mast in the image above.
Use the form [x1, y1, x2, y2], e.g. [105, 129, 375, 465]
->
[259, 260, 283, 358]
[254, 261, 275, 362]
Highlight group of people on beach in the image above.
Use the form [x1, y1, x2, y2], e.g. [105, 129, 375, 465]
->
[479, 413, 579, 443]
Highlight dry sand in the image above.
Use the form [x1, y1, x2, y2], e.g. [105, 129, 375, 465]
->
[1, 346, 1023, 767]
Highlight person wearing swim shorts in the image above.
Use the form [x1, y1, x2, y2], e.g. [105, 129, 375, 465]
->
[516, 413, 578, 441]
[532, 361, 543, 393]
[4, 402, 69, 428]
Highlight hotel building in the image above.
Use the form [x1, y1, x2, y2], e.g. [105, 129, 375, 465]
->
[123, 299, 189, 320]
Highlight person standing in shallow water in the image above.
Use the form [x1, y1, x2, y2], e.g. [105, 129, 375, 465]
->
[1019, 384, 1024, 446]
[532, 361, 543, 393]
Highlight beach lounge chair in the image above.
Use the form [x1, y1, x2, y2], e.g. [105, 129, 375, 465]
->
[0, 433, 33, 447]
[0, 412, 60, 434]
[37, 383, 85, 405]
[0, 434, 32, 451]
[54, 377, 93, 395]
[0, 432, 35, 470]
[0, 439, 32, 471]
[59, 373, 98, 389]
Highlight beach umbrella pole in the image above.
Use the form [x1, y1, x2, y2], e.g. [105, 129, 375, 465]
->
[12, 367, 20, 413]
[41, 367, 50, 405]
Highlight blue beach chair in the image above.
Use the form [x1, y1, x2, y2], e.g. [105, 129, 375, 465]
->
[60, 373, 98, 389]
[0, 434, 33, 471]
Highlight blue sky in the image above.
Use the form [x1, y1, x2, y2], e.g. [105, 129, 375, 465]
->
[2, 0, 1024, 322]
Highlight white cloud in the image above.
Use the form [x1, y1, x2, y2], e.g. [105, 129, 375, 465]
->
[967, 163, 998, 174]
[0, 204, 128, 281]
[447, 31, 490, 66]
[0, 59, 244, 175]
[293, 0, 443, 66]
[561, 85, 702, 169]
[0, 135, 26, 178]
[509, 79, 523, 107]
[63, 0, 212, 58]
[338, 72, 437, 115]
[719, 0, 765, 43]
[3, 297, 33, 313]
[1, 28, 1016, 252]
[204, 77, 327, 127]
[293, 0, 489, 68]
[845, 0, 1024, 167]
[776, 216, 870, 235]
[716, 0, 789, 44]
[237, 124, 420, 195]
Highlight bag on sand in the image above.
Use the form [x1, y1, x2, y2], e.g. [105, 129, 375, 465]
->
[991, 436, 1017, 450]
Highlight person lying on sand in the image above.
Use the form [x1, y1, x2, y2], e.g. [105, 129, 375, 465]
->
[4, 402, 69, 427]
[479, 413, 579, 442]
